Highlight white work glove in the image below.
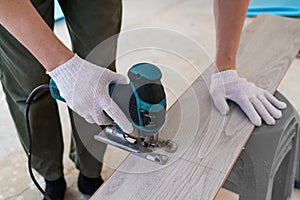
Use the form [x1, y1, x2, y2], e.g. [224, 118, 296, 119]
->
[48, 54, 133, 133]
[209, 69, 286, 126]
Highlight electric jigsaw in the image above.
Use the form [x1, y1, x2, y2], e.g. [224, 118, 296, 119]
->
[50, 63, 177, 165]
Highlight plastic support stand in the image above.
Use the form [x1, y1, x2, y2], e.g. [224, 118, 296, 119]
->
[224, 91, 300, 200]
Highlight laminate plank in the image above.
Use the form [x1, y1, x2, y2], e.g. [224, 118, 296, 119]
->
[93, 14, 300, 200]
[92, 158, 223, 200]
[181, 15, 300, 172]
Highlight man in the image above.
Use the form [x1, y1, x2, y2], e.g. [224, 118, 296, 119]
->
[0, 0, 286, 199]
[0, 1, 129, 199]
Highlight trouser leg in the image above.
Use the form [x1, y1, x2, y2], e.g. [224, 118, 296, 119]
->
[58, 0, 122, 178]
[0, 0, 64, 181]
[58, 0, 121, 69]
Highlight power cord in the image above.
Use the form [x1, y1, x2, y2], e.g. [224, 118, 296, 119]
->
[25, 84, 52, 200]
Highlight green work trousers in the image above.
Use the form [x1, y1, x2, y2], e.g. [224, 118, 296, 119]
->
[0, 0, 121, 181]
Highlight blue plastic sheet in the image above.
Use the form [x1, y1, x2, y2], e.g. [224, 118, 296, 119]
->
[247, 0, 300, 17]
[54, 0, 64, 21]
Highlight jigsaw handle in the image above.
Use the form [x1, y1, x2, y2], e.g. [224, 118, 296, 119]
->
[49, 79, 66, 102]
[49, 63, 167, 137]
[110, 63, 167, 137]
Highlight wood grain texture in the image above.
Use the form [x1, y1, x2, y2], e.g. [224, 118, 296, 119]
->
[92, 15, 300, 200]
[96, 158, 223, 200]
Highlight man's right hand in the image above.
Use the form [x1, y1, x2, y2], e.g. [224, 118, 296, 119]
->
[48, 54, 133, 133]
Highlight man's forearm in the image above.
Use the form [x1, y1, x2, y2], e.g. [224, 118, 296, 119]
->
[0, 0, 74, 71]
[214, 0, 250, 72]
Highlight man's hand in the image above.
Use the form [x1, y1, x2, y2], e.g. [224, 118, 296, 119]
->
[210, 70, 286, 126]
[48, 54, 133, 133]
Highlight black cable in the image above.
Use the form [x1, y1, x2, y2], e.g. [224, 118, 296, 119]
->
[25, 84, 52, 200]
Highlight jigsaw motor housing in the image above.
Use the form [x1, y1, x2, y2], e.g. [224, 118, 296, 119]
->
[109, 63, 167, 137]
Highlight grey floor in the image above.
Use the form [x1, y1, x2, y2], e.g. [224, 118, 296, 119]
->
[1, 1, 300, 199]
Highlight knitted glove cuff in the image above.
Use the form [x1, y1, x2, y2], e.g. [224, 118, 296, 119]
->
[211, 69, 239, 85]
[47, 54, 84, 103]
[47, 54, 82, 88]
